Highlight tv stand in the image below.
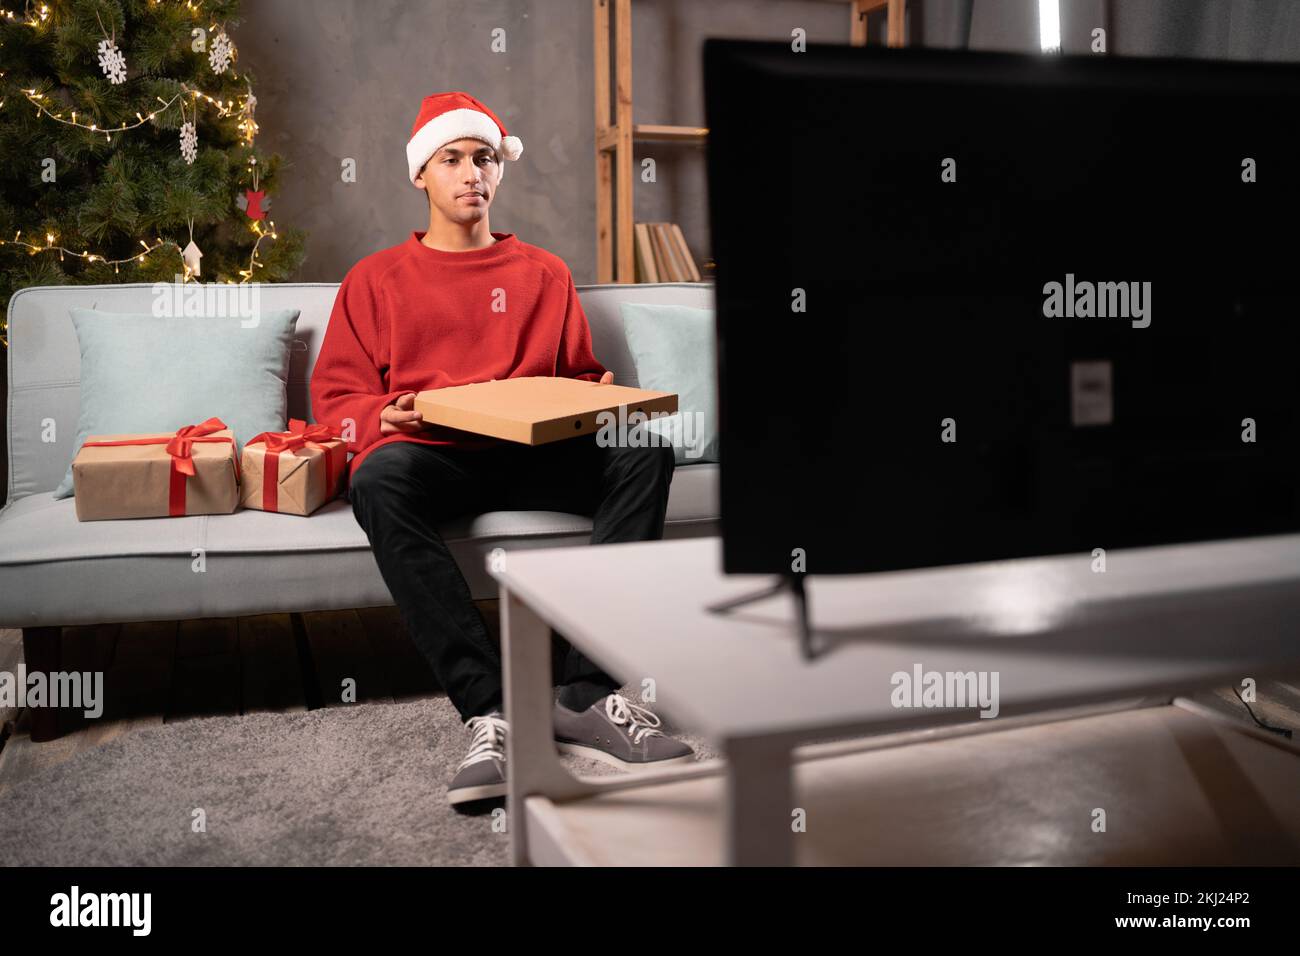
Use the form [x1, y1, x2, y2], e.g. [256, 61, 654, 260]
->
[706, 573, 816, 660]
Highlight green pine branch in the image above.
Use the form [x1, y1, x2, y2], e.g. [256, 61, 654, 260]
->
[0, 0, 307, 345]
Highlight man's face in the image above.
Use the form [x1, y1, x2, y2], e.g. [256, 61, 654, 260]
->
[415, 137, 501, 225]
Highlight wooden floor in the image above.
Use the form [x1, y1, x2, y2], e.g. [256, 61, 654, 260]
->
[0, 602, 500, 795]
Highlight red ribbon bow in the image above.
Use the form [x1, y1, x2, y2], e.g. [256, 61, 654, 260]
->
[246, 418, 347, 513]
[81, 416, 238, 516]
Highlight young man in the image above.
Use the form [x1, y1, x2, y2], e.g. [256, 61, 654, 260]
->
[310, 91, 694, 807]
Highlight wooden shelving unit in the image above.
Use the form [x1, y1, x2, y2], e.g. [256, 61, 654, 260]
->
[594, 0, 905, 283]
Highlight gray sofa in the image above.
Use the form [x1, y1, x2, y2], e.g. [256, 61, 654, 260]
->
[0, 280, 718, 733]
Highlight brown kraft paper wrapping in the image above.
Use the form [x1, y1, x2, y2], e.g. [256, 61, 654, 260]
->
[72, 425, 240, 521]
[240, 437, 347, 516]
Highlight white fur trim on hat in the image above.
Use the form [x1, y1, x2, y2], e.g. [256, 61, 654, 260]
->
[407, 107, 522, 186]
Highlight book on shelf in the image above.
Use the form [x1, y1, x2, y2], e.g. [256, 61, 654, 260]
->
[634, 223, 659, 283]
[635, 220, 704, 282]
[650, 223, 679, 281]
[669, 223, 702, 282]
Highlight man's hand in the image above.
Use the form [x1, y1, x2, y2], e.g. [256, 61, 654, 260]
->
[380, 392, 432, 436]
[599, 371, 614, 385]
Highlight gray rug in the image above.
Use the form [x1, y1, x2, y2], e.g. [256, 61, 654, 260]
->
[0, 691, 717, 866]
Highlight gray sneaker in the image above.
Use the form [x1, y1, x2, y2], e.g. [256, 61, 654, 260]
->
[553, 694, 695, 770]
[447, 711, 508, 806]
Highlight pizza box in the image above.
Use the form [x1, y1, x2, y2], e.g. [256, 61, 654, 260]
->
[412, 376, 678, 445]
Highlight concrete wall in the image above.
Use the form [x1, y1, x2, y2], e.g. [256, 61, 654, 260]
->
[232, 0, 937, 285]
[233, 0, 595, 282]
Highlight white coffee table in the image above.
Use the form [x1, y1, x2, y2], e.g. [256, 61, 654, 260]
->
[490, 535, 1300, 866]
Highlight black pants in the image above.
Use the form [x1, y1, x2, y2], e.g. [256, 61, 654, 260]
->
[348, 434, 675, 721]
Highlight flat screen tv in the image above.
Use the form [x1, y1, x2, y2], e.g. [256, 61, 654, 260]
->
[703, 40, 1300, 594]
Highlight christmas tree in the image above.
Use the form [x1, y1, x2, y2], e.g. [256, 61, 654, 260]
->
[0, 0, 307, 346]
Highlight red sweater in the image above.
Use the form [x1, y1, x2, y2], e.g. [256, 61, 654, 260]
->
[310, 230, 608, 483]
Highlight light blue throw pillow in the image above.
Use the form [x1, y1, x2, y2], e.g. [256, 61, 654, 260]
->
[53, 305, 301, 498]
[619, 301, 719, 464]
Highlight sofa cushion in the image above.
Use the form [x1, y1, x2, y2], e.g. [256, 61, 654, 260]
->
[620, 301, 719, 463]
[0, 462, 718, 624]
[53, 306, 301, 498]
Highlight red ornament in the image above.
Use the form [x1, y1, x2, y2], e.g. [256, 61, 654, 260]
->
[242, 188, 267, 220]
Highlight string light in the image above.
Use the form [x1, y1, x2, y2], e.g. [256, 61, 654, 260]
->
[3, 200, 278, 288]
[0, 230, 178, 344]
[4, 218, 277, 287]
[1, 230, 175, 271]
[1, 2, 229, 26]
[239, 218, 279, 282]
[146, 0, 205, 12]
[0, 3, 50, 27]
[20, 85, 241, 141]
[237, 106, 259, 144]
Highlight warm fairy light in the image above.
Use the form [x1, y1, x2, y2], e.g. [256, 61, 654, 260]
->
[238, 218, 278, 281]
[5, 213, 278, 285]
[22, 82, 236, 136]
[2, 232, 174, 271]
[0, 3, 48, 26]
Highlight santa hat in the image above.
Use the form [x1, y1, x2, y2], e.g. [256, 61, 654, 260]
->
[407, 91, 523, 187]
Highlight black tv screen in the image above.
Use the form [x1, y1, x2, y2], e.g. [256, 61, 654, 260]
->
[703, 40, 1300, 575]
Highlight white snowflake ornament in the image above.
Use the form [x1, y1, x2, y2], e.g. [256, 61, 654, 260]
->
[180, 121, 197, 164]
[97, 38, 127, 84]
[209, 31, 234, 75]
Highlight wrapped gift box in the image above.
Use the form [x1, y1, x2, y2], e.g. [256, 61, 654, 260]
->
[71, 417, 240, 521]
[241, 419, 347, 516]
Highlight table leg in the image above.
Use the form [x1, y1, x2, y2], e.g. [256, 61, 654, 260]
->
[501, 585, 594, 866]
[724, 736, 794, 866]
